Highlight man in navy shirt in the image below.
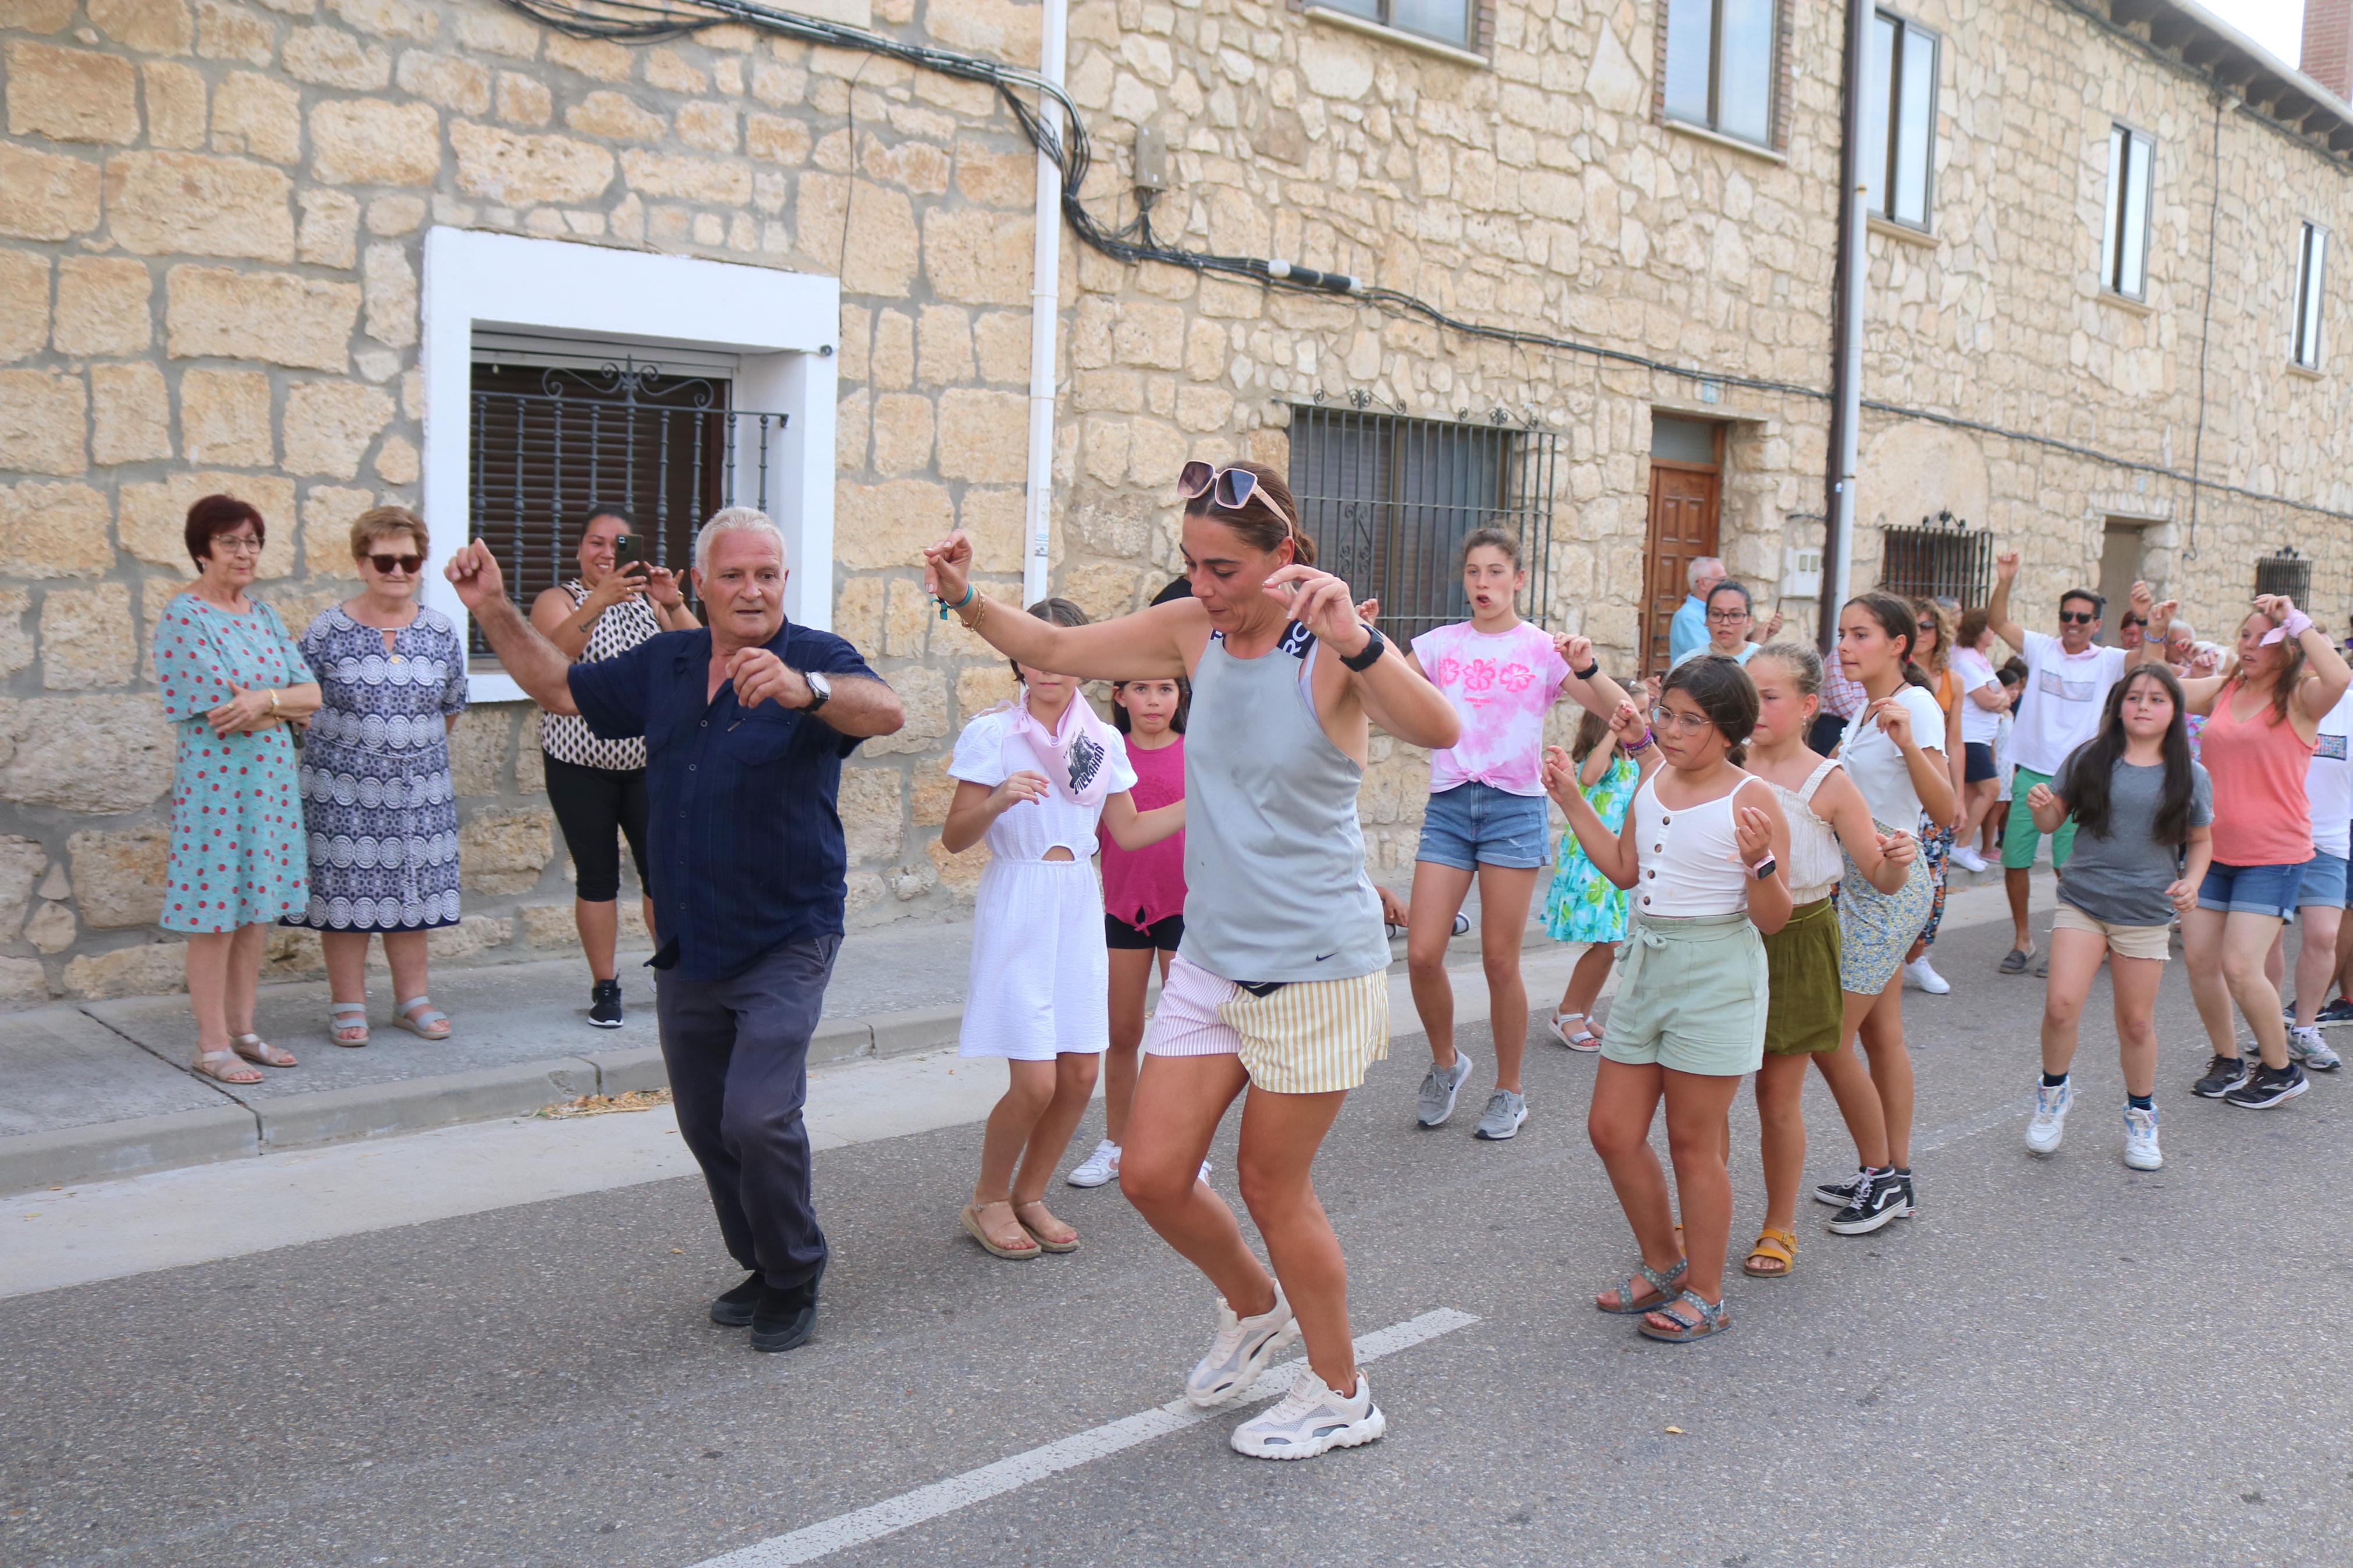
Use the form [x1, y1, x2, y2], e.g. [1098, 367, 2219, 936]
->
[449, 508, 903, 1352]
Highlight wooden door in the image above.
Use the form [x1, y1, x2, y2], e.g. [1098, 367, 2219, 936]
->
[1642, 461, 1722, 675]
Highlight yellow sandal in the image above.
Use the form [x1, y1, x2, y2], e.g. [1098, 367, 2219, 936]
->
[1742, 1226, 1797, 1279]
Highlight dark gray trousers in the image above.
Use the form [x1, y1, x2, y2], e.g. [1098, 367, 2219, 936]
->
[654, 936, 841, 1291]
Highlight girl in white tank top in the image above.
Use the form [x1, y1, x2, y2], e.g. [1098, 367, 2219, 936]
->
[1738, 645, 1918, 1281]
[1543, 658, 1791, 1345]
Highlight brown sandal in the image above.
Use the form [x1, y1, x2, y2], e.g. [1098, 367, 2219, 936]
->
[1012, 1199, 1078, 1254]
[191, 1048, 262, 1085]
[960, 1200, 1040, 1260]
[1743, 1226, 1797, 1279]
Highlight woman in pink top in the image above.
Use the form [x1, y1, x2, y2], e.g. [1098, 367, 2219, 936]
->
[1402, 528, 1631, 1141]
[2146, 589, 2351, 1108]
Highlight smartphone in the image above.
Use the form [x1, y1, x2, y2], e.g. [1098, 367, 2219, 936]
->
[611, 532, 644, 576]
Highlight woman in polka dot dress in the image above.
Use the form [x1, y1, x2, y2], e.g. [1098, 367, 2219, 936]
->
[154, 496, 321, 1085]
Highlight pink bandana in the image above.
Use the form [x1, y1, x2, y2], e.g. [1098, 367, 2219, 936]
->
[999, 691, 1119, 807]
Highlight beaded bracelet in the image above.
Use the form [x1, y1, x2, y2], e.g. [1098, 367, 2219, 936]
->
[1624, 728, 1656, 754]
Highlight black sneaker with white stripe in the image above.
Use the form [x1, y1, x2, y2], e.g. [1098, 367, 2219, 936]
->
[1813, 1167, 1872, 1208]
[1827, 1170, 1914, 1235]
[2223, 1059, 2309, 1108]
[2191, 1054, 2248, 1098]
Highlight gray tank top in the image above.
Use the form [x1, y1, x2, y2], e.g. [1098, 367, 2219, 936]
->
[1179, 623, 1390, 982]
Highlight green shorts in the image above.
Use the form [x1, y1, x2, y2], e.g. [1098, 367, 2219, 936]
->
[1762, 897, 1843, 1055]
[1599, 911, 1767, 1078]
[2001, 765, 2078, 871]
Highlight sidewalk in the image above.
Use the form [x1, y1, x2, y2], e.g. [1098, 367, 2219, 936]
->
[0, 876, 1561, 1196]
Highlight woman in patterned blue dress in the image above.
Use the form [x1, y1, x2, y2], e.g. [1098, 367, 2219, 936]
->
[1542, 705, 1644, 1051]
[157, 496, 322, 1083]
[288, 507, 467, 1047]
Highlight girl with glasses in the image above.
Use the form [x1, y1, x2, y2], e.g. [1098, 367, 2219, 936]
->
[1810, 593, 1954, 1235]
[922, 457, 1460, 1459]
[1670, 579, 1776, 669]
[1897, 599, 1967, 995]
[1543, 656, 1793, 1342]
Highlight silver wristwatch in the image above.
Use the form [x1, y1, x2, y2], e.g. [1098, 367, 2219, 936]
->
[803, 670, 832, 713]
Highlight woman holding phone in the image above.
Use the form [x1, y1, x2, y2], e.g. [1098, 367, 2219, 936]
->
[528, 505, 698, 1027]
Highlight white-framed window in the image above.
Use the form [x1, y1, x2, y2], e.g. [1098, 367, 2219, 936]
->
[420, 229, 840, 702]
[2101, 123, 2155, 300]
[2293, 220, 2329, 369]
[1864, 10, 1937, 229]
[1663, 0, 1780, 149]
[1312, 0, 1476, 50]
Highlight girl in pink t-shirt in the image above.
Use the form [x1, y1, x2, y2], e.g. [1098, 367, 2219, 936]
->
[1401, 528, 1633, 1142]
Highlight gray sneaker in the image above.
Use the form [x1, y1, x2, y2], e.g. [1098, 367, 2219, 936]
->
[1416, 1051, 1475, 1128]
[1473, 1089, 1527, 1140]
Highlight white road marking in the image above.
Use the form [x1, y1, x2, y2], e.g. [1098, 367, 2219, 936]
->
[689, 1308, 1481, 1567]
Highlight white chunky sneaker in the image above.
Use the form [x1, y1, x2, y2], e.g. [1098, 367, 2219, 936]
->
[2122, 1104, 2162, 1170]
[1065, 1139, 1120, 1188]
[1949, 845, 1989, 873]
[2025, 1079, 2072, 1155]
[1229, 1366, 1386, 1460]
[2288, 1024, 2343, 1072]
[1183, 1288, 1298, 1408]
[1903, 957, 1951, 995]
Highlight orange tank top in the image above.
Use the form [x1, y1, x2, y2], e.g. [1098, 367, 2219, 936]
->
[2199, 682, 2317, 865]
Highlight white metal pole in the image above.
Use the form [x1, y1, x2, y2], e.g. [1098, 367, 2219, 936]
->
[1827, 0, 1871, 624]
[1021, 0, 1069, 608]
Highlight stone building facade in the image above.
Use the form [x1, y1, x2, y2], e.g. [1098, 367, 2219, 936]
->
[0, 0, 2345, 1000]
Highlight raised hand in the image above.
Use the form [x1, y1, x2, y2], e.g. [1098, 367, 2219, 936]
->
[1868, 695, 1913, 748]
[2129, 580, 2156, 620]
[989, 770, 1052, 813]
[1608, 698, 1648, 749]
[1355, 598, 1380, 625]
[1542, 743, 1577, 799]
[2149, 597, 2180, 631]
[728, 647, 812, 712]
[1995, 549, 2020, 583]
[1265, 563, 1369, 653]
[643, 564, 686, 609]
[2025, 782, 2056, 815]
[2190, 646, 2221, 677]
[1556, 633, 1595, 671]
[1733, 803, 1774, 863]
[583, 562, 649, 615]
[1877, 829, 1917, 867]
[922, 529, 975, 603]
[1758, 607, 1784, 639]
[2253, 593, 2298, 626]
[443, 539, 507, 610]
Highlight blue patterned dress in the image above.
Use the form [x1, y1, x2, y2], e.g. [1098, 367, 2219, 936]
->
[287, 605, 468, 932]
[154, 595, 314, 933]
[1545, 753, 1639, 944]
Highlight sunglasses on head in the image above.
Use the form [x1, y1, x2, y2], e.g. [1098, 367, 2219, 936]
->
[2057, 609, 2099, 625]
[1178, 461, 1298, 531]
[2120, 617, 2146, 630]
[368, 553, 424, 575]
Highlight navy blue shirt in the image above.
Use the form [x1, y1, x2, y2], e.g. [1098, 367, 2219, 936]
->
[570, 621, 883, 982]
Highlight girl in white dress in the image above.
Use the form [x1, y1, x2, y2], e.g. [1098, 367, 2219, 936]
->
[943, 599, 1186, 1261]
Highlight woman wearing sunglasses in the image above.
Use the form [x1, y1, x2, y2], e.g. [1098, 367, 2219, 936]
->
[922, 458, 1458, 1461]
[287, 508, 469, 1047]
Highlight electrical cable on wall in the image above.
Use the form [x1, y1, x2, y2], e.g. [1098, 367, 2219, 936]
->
[498, 0, 2353, 526]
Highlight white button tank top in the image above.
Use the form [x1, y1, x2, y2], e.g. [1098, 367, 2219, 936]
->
[1630, 773, 1759, 919]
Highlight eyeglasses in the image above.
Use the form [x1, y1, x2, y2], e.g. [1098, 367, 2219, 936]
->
[211, 534, 262, 556]
[1178, 461, 1298, 531]
[2057, 610, 2099, 625]
[1705, 608, 1750, 623]
[1916, 621, 1936, 633]
[1648, 704, 1716, 737]
[368, 553, 424, 575]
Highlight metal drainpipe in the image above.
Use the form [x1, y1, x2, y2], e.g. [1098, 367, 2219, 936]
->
[1821, 0, 1871, 650]
[1021, 0, 1069, 609]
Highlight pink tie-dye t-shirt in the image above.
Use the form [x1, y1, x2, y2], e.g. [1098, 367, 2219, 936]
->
[1410, 621, 1572, 797]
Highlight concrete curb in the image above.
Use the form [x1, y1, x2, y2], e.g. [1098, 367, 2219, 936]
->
[254, 1058, 605, 1149]
[0, 1103, 261, 1196]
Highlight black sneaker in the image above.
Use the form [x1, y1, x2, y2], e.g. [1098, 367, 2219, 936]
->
[709, 1272, 762, 1327]
[2191, 1054, 2248, 1098]
[1827, 1171, 1914, 1235]
[589, 979, 623, 1029]
[1813, 1167, 1871, 1208]
[750, 1278, 819, 1353]
[2223, 1060, 2309, 1109]
[2317, 997, 2353, 1026]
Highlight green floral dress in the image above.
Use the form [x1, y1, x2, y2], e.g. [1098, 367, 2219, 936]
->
[1545, 753, 1638, 944]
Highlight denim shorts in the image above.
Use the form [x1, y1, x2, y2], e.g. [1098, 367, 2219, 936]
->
[2296, 851, 2348, 911]
[1416, 782, 1552, 871]
[2198, 859, 2309, 919]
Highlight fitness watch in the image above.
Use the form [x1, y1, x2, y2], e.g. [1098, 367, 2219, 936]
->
[1750, 854, 1778, 882]
[1340, 625, 1387, 673]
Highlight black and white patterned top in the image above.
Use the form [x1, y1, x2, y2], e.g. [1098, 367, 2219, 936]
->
[539, 579, 661, 772]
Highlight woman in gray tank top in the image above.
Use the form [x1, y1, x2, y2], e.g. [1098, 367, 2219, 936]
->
[924, 460, 1459, 1461]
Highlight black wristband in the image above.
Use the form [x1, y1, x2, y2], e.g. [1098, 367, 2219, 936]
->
[1340, 624, 1387, 673]
[1573, 660, 1600, 682]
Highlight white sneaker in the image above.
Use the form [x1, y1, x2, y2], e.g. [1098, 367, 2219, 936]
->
[1066, 1139, 1120, 1188]
[1184, 1288, 1299, 1408]
[2287, 1025, 2343, 1072]
[1903, 958, 1951, 994]
[2122, 1104, 2162, 1170]
[1949, 845, 1988, 873]
[2025, 1079, 2072, 1155]
[1229, 1366, 1386, 1460]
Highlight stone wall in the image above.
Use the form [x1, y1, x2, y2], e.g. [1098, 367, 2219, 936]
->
[1, 0, 2345, 1001]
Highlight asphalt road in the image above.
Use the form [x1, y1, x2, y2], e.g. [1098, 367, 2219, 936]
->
[7, 908, 2352, 1567]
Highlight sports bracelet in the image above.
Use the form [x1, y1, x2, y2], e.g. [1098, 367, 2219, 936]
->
[935, 583, 977, 621]
[1573, 660, 1600, 682]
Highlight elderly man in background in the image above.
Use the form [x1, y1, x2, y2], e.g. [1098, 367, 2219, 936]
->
[1666, 556, 1727, 666]
[448, 507, 903, 1354]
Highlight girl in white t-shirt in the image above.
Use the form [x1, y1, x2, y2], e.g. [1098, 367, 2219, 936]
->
[942, 599, 1186, 1261]
[1949, 608, 2011, 872]
[1815, 592, 1954, 1238]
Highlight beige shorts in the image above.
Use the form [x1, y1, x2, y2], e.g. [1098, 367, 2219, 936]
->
[2053, 902, 2173, 962]
[1141, 954, 1390, 1095]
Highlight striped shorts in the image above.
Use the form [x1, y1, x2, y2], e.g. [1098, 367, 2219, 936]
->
[1141, 954, 1390, 1095]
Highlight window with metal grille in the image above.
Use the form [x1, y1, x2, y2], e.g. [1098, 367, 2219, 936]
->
[1878, 509, 1989, 605]
[467, 355, 787, 657]
[2294, 221, 2329, 369]
[1310, 0, 1475, 49]
[2102, 123, 2155, 300]
[2255, 545, 2311, 604]
[1286, 403, 1556, 640]
[1663, 0, 1779, 148]
[1864, 11, 1937, 230]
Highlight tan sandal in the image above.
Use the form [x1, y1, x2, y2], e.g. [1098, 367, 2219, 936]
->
[191, 1048, 262, 1086]
[231, 1032, 296, 1069]
[1012, 1199, 1078, 1254]
[960, 1200, 1040, 1260]
[1743, 1226, 1797, 1279]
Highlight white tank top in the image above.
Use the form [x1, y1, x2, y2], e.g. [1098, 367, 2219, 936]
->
[1631, 773, 1761, 919]
[1765, 756, 1845, 904]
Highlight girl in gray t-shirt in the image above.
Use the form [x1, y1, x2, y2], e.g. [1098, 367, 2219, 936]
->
[2021, 665, 2213, 1172]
